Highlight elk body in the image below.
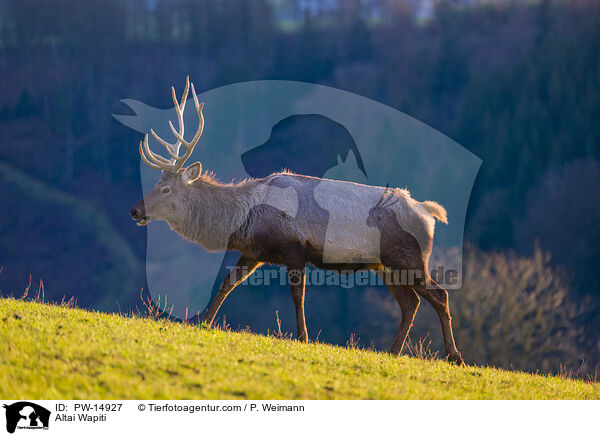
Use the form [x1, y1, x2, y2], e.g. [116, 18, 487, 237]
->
[130, 78, 463, 364]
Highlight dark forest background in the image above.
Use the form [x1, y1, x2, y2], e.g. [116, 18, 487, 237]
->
[0, 0, 599, 376]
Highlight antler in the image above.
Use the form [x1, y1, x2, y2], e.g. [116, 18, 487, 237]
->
[139, 76, 205, 172]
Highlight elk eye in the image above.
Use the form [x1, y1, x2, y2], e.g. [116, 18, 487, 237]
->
[161, 186, 171, 195]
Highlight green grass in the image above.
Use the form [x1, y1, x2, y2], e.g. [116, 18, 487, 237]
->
[1, 298, 598, 399]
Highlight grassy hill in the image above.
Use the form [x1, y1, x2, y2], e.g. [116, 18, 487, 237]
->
[0, 298, 597, 399]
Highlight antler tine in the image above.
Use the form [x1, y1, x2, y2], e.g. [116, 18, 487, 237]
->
[172, 75, 190, 117]
[191, 82, 202, 113]
[168, 82, 204, 171]
[140, 77, 205, 173]
[168, 75, 190, 157]
[142, 134, 172, 165]
[149, 76, 190, 160]
[150, 128, 179, 160]
[139, 136, 163, 170]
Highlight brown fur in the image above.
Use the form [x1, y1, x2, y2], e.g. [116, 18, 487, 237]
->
[131, 167, 463, 363]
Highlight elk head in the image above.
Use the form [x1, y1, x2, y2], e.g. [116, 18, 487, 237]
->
[130, 76, 205, 227]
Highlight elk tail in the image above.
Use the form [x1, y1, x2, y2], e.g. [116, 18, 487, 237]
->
[422, 201, 448, 224]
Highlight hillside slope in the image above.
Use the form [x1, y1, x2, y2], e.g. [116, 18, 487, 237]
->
[0, 298, 597, 399]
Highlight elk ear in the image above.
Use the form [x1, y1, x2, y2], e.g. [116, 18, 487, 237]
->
[182, 162, 202, 184]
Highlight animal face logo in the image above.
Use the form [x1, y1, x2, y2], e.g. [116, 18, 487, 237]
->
[240, 114, 367, 179]
[3, 402, 50, 434]
[114, 80, 481, 319]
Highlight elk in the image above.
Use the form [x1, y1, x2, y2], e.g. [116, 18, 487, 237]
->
[129, 77, 463, 364]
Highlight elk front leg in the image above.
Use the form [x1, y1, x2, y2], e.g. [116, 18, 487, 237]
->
[287, 265, 308, 342]
[417, 282, 464, 364]
[203, 256, 262, 326]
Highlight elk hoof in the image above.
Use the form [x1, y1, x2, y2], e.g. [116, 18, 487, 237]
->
[447, 353, 464, 365]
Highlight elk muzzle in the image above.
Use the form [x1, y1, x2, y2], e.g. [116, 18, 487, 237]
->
[130, 201, 151, 226]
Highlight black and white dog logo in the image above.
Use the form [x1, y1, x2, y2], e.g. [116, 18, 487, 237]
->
[3, 402, 50, 434]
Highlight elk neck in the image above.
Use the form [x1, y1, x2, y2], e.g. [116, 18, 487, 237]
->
[171, 175, 258, 252]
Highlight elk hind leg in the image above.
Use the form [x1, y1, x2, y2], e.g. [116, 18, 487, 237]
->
[385, 283, 420, 356]
[417, 282, 463, 364]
